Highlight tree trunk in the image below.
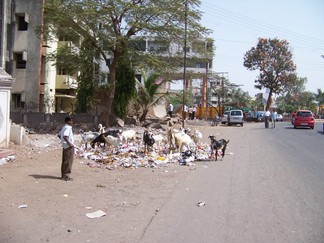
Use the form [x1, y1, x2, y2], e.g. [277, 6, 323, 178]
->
[140, 109, 149, 122]
[100, 47, 122, 126]
[266, 89, 273, 110]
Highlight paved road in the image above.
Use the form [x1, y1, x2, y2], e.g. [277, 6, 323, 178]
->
[140, 121, 324, 243]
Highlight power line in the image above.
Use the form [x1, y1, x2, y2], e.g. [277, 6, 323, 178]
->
[200, 4, 324, 50]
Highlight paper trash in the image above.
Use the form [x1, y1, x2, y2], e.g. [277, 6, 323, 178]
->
[86, 210, 106, 219]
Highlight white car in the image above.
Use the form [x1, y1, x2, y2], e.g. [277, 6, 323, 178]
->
[228, 110, 244, 126]
[276, 114, 283, 122]
[221, 111, 230, 124]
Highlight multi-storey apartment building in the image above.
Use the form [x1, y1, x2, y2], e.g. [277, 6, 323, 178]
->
[0, 0, 77, 114]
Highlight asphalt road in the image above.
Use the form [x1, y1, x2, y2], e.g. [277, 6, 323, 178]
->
[140, 121, 324, 243]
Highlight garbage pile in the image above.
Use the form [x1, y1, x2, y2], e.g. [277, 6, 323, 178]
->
[75, 127, 213, 170]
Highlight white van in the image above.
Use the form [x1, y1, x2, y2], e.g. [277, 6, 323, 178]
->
[228, 110, 244, 126]
[221, 111, 230, 124]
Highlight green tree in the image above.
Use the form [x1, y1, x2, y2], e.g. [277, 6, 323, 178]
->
[43, 0, 209, 125]
[113, 48, 136, 119]
[243, 38, 297, 110]
[134, 72, 168, 122]
[275, 77, 307, 112]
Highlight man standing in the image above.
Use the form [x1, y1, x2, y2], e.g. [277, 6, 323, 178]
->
[264, 109, 271, 128]
[58, 116, 75, 181]
[192, 105, 196, 120]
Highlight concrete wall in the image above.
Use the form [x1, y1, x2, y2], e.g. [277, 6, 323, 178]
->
[11, 0, 43, 108]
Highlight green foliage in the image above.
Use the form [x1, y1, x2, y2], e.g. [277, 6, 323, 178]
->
[134, 72, 168, 122]
[113, 49, 136, 119]
[43, 0, 210, 124]
[274, 77, 317, 112]
[244, 38, 297, 109]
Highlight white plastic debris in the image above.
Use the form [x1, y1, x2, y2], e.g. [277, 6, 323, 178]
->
[18, 204, 28, 209]
[196, 201, 206, 207]
[86, 210, 106, 219]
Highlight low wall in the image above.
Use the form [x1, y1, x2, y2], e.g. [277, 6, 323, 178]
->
[10, 112, 95, 132]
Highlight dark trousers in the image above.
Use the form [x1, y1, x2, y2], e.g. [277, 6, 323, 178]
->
[61, 147, 74, 178]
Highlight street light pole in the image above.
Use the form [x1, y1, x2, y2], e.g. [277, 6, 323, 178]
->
[182, 0, 188, 128]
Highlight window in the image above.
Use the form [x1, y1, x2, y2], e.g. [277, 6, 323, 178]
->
[12, 94, 25, 109]
[17, 14, 29, 31]
[15, 53, 26, 69]
[57, 68, 67, 75]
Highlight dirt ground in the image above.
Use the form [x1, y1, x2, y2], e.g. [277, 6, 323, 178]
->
[0, 121, 220, 243]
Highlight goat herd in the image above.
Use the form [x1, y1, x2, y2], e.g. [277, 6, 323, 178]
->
[79, 124, 230, 162]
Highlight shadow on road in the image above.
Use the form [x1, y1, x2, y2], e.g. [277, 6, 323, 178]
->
[29, 174, 61, 180]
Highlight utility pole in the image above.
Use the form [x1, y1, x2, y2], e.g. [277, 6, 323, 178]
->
[215, 72, 228, 116]
[182, 0, 188, 128]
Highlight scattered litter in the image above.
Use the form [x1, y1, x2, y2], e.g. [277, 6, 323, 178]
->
[196, 201, 207, 207]
[85, 206, 93, 210]
[96, 183, 106, 188]
[63, 194, 68, 198]
[86, 210, 106, 219]
[0, 155, 16, 166]
[18, 204, 28, 209]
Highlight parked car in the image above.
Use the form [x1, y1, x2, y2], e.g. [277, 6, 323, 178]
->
[228, 110, 244, 126]
[221, 111, 230, 124]
[293, 110, 315, 129]
[276, 114, 283, 122]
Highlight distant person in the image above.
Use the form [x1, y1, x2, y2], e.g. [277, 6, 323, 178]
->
[264, 109, 271, 128]
[188, 106, 193, 120]
[58, 116, 75, 181]
[272, 109, 278, 128]
[183, 105, 188, 120]
[167, 103, 174, 118]
[192, 105, 197, 120]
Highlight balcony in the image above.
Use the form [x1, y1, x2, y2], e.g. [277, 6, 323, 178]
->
[56, 75, 78, 90]
[58, 41, 80, 54]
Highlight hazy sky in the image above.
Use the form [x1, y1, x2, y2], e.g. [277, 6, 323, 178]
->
[200, 0, 324, 96]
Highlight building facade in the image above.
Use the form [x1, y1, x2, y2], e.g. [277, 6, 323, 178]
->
[0, 0, 77, 114]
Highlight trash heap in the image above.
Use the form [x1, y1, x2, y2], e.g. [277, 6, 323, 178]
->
[75, 128, 212, 170]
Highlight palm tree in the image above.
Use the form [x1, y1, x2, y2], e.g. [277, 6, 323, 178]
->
[134, 72, 168, 122]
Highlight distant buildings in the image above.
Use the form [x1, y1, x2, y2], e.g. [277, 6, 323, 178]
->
[0, 0, 213, 114]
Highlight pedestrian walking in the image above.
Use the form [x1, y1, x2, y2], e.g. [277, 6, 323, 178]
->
[264, 109, 271, 128]
[58, 116, 75, 181]
[272, 109, 278, 128]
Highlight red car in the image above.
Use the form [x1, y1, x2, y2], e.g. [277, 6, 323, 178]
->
[293, 110, 315, 129]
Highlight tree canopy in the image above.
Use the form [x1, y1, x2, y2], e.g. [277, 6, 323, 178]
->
[243, 38, 297, 110]
[43, 0, 210, 125]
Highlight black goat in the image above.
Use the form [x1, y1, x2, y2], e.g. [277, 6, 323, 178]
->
[143, 131, 155, 153]
[90, 129, 122, 148]
[208, 135, 229, 161]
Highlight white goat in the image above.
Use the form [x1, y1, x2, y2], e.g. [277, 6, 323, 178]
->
[121, 129, 137, 143]
[192, 130, 203, 145]
[171, 130, 196, 152]
[152, 134, 166, 147]
[103, 135, 123, 148]
[79, 130, 100, 149]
